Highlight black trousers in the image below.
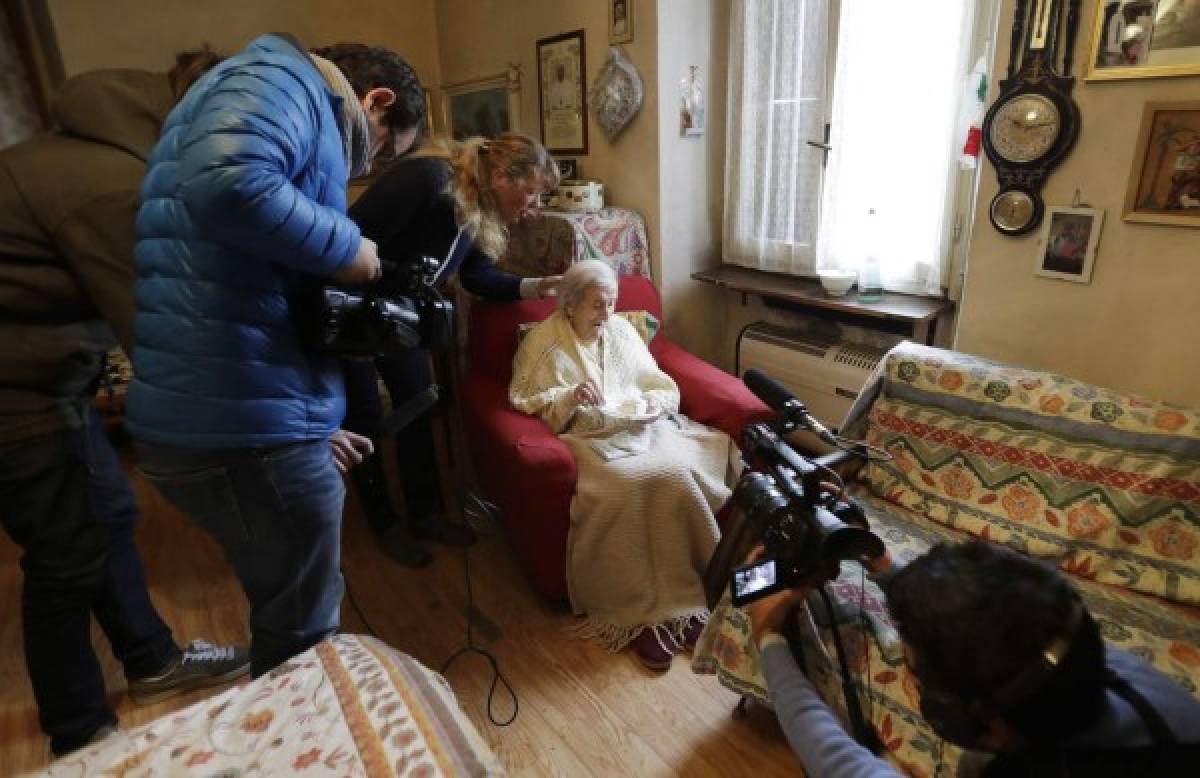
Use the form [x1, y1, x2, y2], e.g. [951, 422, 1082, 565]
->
[341, 348, 440, 524]
[0, 405, 178, 754]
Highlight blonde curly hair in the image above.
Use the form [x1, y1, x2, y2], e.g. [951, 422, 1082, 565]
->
[417, 132, 560, 259]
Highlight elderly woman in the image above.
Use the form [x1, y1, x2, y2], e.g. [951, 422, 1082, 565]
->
[509, 260, 738, 671]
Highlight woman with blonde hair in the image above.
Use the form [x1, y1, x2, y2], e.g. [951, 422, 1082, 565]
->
[345, 132, 563, 566]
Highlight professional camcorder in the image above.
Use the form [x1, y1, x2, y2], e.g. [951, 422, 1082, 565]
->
[314, 256, 454, 358]
[704, 369, 885, 609]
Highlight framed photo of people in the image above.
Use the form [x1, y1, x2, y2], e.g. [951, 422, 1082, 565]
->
[1123, 101, 1200, 227]
[609, 0, 633, 44]
[537, 29, 588, 155]
[1086, 0, 1200, 81]
[1034, 206, 1105, 284]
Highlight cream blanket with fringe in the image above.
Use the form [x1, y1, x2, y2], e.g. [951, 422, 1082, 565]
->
[509, 312, 737, 648]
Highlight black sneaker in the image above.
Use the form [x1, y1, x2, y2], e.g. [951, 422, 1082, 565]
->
[128, 640, 249, 705]
[409, 515, 477, 547]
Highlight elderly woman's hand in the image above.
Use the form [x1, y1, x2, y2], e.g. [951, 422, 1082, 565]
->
[574, 379, 604, 407]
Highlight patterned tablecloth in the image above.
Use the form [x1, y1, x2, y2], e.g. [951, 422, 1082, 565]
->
[498, 207, 651, 280]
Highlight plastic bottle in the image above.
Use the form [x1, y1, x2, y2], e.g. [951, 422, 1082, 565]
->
[857, 209, 884, 303]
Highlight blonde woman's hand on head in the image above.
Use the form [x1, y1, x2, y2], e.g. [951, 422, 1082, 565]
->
[536, 275, 562, 298]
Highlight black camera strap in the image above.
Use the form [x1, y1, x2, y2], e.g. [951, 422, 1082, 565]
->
[818, 585, 885, 755]
[380, 385, 440, 436]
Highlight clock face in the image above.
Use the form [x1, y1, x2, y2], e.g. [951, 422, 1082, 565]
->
[990, 188, 1039, 234]
[988, 94, 1062, 164]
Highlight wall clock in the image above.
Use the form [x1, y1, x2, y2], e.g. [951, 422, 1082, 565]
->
[982, 0, 1083, 236]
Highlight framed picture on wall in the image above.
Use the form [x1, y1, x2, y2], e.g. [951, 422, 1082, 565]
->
[610, 0, 633, 44]
[1123, 100, 1200, 227]
[1086, 0, 1200, 81]
[441, 68, 521, 140]
[1034, 206, 1105, 283]
[537, 29, 588, 155]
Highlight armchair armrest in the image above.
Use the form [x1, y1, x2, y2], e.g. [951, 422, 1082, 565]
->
[651, 336, 773, 443]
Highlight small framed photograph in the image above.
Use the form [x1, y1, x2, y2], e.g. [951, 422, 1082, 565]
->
[609, 0, 633, 44]
[1034, 206, 1105, 284]
[1086, 0, 1200, 81]
[442, 71, 521, 140]
[1124, 100, 1200, 227]
[556, 158, 578, 180]
[537, 29, 588, 155]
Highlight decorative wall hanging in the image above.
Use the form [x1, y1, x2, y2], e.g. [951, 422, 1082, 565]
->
[1123, 100, 1200, 227]
[1034, 205, 1104, 283]
[982, 0, 1084, 236]
[680, 65, 704, 137]
[441, 65, 521, 140]
[609, 0, 633, 44]
[589, 46, 643, 142]
[1086, 0, 1200, 81]
[538, 29, 588, 155]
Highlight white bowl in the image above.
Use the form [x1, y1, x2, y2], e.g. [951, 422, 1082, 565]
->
[819, 272, 857, 297]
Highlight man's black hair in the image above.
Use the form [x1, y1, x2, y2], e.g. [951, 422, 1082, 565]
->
[310, 43, 425, 135]
[884, 540, 1107, 743]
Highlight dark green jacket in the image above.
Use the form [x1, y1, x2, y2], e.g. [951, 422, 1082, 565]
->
[0, 69, 173, 441]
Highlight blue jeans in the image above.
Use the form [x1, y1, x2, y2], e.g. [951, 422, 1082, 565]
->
[0, 405, 179, 755]
[135, 438, 345, 676]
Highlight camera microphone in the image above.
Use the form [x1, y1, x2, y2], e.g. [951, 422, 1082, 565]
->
[743, 368, 839, 447]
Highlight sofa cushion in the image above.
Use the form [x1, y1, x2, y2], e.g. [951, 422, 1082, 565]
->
[846, 343, 1200, 606]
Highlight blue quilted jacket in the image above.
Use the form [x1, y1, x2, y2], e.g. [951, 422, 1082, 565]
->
[128, 34, 359, 447]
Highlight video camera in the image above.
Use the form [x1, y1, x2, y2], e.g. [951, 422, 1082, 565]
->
[704, 369, 885, 609]
[314, 256, 454, 358]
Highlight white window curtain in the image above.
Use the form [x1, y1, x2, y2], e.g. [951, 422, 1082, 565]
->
[723, 0, 830, 276]
[816, 1, 975, 296]
[724, 0, 977, 296]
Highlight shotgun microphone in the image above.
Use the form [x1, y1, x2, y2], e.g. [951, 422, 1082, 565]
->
[743, 368, 839, 447]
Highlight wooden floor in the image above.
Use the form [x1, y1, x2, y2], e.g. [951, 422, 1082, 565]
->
[0, 436, 799, 776]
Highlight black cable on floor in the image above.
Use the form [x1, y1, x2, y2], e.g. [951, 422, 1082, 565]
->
[440, 493, 518, 727]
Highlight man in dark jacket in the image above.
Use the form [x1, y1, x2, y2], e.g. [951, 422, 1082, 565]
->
[0, 58, 249, 758]
[129, 34, 424, 677]
[748, 540, 1200, 776]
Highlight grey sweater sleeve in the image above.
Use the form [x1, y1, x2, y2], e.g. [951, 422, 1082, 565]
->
[760, 641, 900, 778]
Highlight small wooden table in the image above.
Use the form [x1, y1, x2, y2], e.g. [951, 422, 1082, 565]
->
[692, 266, 954, 345]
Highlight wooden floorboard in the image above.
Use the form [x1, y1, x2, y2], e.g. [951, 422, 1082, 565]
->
[0, 439, 800, 776]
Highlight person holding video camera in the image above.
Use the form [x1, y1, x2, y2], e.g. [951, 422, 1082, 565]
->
[747, 540, 1200, 777]
[342, 132, 561, 567]
[128, 35, 425, 676]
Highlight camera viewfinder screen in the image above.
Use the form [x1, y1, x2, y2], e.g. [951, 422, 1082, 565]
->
[735, 559, 776, 598]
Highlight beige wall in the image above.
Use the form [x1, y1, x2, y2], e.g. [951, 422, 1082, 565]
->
[956, 0, 1200, 406]
[434, 0, 661, 284]
[47, 0, 442, 87]
[655, 0, 728, 363]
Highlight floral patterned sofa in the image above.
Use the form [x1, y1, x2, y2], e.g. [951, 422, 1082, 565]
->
[693, 342, 1200, 777]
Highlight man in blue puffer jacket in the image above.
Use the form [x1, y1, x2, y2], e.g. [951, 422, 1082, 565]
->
[129, 33, 426, 676]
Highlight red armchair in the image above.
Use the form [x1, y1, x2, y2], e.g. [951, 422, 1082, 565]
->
[461, 275, 771, 601]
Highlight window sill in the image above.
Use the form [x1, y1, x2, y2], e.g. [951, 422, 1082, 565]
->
[693, 265, 954, 345]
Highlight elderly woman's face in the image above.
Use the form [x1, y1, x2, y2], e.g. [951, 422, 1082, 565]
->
[567, 284, 616, 342]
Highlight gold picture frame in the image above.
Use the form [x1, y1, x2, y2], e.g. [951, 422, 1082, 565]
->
[609, 0, 633, 44]
[1085, 0, 1200, 81]
[537, 30, 588, 155]
[1123, 100, 1200, 227]
[441, 67, 521, 141]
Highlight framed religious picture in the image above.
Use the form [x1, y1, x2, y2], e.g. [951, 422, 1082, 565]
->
[1123, 100, 1200, 227]
[609, 0, 633, 44]
[1034, 206, 1105, 283]
[537, 29, 588, 155]
[442, 67, 521, 140]
[1086, 0, 1200, 81]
